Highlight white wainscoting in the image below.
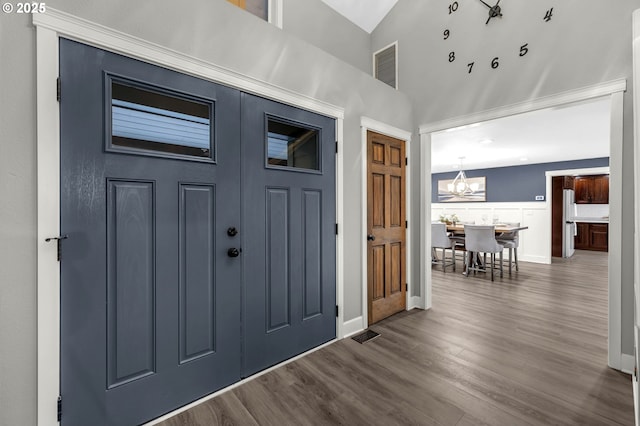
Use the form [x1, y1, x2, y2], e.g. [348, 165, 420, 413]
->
[432, 202, 550, 264]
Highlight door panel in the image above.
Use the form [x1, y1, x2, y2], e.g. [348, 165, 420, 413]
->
[241, 94, 336, 376]
[60, 39, 242, 425]
[367, 131, 406, 325]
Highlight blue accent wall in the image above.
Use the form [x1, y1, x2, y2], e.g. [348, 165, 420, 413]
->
[432, 158, 609, 203]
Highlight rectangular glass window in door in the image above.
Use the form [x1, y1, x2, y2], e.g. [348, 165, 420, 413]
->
[267, 117, 320, 172]
[109, 78, 214, 161]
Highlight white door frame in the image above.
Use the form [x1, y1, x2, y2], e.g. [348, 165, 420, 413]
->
[33, 9, 345, 426]
[357, 118, 415, 334]
[419, 79, 627, 369]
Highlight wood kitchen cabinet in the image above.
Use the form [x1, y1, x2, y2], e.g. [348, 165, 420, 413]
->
[574, 175, 609, 204]
[574, 222, 608, 251]
[562, 175, 575, 190]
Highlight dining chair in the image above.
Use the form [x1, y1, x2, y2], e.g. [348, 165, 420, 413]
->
[463, 224, 503, 281]
[431, 222, 456, 272]
[496, 222, 520, 274]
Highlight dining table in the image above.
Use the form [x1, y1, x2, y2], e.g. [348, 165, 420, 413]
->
[445, 223, 529, 234]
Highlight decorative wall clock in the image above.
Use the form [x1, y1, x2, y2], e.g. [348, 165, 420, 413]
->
[443, 1, 555, 73]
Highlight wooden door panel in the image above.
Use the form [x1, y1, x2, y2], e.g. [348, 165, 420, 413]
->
[372, 246, 385, 300]
[372, 173, 385, 228]
[367, 131, 406, 325]
[390, 175, 402, 227]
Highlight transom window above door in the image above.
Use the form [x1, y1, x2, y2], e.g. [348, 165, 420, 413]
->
[227, 0, 268, 21]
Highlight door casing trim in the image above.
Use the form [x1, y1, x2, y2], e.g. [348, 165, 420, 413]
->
[360, 118, 414, 331]
[34, 9, 345, 426]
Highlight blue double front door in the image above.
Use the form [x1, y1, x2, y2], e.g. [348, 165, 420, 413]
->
[59, 39, 336, 425]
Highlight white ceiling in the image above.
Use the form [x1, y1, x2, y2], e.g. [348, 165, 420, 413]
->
[431, 97, 611, 174]
[320, 0, 398, 33]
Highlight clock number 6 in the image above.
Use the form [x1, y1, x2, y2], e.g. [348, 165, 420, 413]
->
[491, 57, 499, 69]
[448, 2, 458, 14]
[519, 43, 529, 57]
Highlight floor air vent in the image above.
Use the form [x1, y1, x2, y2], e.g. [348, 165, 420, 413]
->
[351, 329, 380, 344]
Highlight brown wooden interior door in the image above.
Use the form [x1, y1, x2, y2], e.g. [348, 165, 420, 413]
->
[367, 131, 406, 324]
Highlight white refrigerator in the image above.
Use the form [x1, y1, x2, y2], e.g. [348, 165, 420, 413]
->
[562, 189, 576, 258]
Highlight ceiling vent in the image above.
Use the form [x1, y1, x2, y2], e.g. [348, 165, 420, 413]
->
[373, 42, 397, 89]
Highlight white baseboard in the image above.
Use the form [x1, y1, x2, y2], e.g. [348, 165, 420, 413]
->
[342, 316, 365, 338]
[622, 353, 635, 375]
[408, 296, 425, 310]
[519, 255, 548, 264]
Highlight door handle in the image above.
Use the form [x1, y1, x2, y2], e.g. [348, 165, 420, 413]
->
[227, 227, 238, 237]
[367, 234, 375, 241]
[227, 247, 241, 258]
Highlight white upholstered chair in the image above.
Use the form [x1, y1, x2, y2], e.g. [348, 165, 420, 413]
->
[431, 222, 456, 272]
[496, 222, 520, 274]
[463, 225, 503, 281]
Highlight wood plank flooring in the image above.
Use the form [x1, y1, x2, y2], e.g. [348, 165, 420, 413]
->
[157, 250, 633, 425]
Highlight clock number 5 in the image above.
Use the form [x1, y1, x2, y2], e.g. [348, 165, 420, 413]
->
[519, 43, 529, 57]
[448, 2, 458, 14]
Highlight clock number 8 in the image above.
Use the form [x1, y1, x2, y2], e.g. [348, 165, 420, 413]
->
[449, 52, 455, 63]
[448, 2, 458, 14]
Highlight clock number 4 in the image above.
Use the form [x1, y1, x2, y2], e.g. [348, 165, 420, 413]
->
[544, 8, 553, 22]
[448, 2, 458, 14]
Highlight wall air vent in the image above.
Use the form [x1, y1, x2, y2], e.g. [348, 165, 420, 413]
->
[373, 42, 397, 89]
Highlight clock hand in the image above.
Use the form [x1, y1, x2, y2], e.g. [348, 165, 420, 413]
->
[485, 0, 502, 24]
[478, 0, 492, 9]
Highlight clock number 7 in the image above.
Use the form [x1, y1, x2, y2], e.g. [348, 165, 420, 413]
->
[467, 62, 474, 73]
[448, 2, 458, 14]
[544, 8, 553, 22]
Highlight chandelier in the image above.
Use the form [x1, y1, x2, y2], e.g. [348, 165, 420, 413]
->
[447, 157, 479, 196]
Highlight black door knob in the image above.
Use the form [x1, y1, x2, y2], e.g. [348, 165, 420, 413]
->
[227, 227, 238, 237]
[367, 234, 375, 241]
[227, 248, 240, 258]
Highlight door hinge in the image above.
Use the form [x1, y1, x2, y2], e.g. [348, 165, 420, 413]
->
[57, 396, 62, 421]
[335, 223, 338, 235]
[45, 235, 68, 261]
[405, 157, 408, 166]
[335, 141, 338, 154]
[335, 305, 339, 317]
[405, 283, 408, 292]
[405, 220, 408, 228]
[56, 77, 61, 102]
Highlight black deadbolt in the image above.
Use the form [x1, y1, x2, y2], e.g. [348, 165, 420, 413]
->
[227, 247, 240, 258]
[227, 227, 238, 237]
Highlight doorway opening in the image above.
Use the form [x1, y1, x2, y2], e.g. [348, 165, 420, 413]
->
[420, 80, 627, 372]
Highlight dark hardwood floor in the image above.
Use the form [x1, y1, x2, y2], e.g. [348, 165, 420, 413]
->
[156, 250, 633, 425]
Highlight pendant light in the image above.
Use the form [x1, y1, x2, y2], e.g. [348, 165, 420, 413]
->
[447, 157, 479, 197]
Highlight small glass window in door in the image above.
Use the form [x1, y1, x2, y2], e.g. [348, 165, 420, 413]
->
[267, 117, 320, 171]
[109, 79, 213, 160]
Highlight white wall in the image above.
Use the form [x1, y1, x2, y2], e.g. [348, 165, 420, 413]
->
[0, 1, 412, 424]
